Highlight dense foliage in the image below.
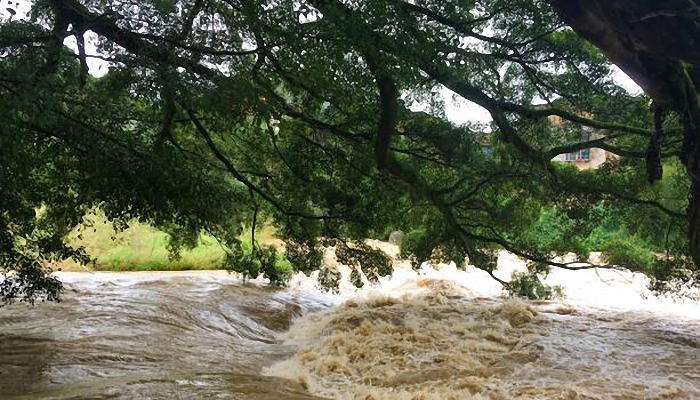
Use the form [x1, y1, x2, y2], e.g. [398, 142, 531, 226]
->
[1, 0, 698, 303]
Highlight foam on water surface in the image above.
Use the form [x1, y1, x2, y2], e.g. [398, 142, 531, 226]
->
[8, 242, 697, 399]
[266, 242, 700, 400]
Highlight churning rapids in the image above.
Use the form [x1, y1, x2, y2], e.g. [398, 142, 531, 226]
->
[1, 243, 700, 400]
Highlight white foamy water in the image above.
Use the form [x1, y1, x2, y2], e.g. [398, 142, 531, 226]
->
[286, 244, 700, 318]
[265, 242, 700, 400]
[1, 242, 699, 400]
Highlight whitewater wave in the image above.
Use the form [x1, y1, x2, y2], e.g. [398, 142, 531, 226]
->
[265, 243, 700, 400]
[265, 285, 541, 399]
[265, 284, 700, 399]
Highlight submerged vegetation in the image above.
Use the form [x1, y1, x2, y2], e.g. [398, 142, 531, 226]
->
[2, 0, 699, 303]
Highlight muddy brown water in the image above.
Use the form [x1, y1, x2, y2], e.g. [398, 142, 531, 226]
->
[0, 272, 328, 400]
[1, 271, 699, 400]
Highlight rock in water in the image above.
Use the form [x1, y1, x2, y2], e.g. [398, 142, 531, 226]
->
[388, 230, 403, 246]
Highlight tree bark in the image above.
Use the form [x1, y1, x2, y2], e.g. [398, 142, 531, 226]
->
[690, 156, 700, 266]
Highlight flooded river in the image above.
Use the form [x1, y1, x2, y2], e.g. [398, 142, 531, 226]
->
[0, 272, 328, 399]
[1, 249, 699, 399]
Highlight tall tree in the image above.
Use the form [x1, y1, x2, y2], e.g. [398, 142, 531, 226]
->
[1, 0, 696, 302]
[546, 0, 700, 267]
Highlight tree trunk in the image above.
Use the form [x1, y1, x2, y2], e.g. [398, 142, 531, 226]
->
[690, 169, 700, 266]
[686, 127, 700, 266]
[546, 0, 700, 267]
[679, 68, 700, 267]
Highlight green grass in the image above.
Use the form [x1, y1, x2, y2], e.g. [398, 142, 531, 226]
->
[59, 212, 280, 272]
[93, 230, 225, 271]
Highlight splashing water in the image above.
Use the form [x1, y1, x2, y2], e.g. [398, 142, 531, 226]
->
[268, 243, 700, 400]
[1, 242, 699, 399]
[265, 287, 700, 399]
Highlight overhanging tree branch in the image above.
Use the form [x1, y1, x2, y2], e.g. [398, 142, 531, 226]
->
[183, 104, 345, 221]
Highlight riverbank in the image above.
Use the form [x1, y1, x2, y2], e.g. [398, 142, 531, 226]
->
[58, 213, 279, 272]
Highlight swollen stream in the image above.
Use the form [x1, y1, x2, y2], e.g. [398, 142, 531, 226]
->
[0, 272, 327, 399]
[1, 246, 699, 399]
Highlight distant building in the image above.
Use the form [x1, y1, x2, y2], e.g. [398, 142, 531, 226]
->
[477, 114, 612, 170]
[548, 117, 611, 170]
[551, 145, 609, 170]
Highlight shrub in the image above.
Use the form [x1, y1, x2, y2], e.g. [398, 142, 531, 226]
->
[596, 233, 656, 273]
[317, 266, 342, 293]
[332, 239, 392, 284]
[284, 238, 323, 276]
[506, 272, 563, 300]
[224, 242, 292, 286]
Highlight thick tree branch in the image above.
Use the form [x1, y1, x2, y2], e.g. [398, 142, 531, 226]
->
[137, 32, 279, 57]
[183, 105, 344, 221]
[49, 0, 221, 79]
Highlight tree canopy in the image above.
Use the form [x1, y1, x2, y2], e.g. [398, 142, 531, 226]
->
[1, 0, 698, 302]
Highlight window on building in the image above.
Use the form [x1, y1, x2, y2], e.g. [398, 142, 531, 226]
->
[564, 149, 591, 162]
[580, 148, 590, 161]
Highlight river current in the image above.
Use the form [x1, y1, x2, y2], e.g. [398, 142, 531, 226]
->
[1, 244, 699, 399]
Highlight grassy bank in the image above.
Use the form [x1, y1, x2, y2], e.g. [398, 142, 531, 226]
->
[59, 213, 278, 272]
